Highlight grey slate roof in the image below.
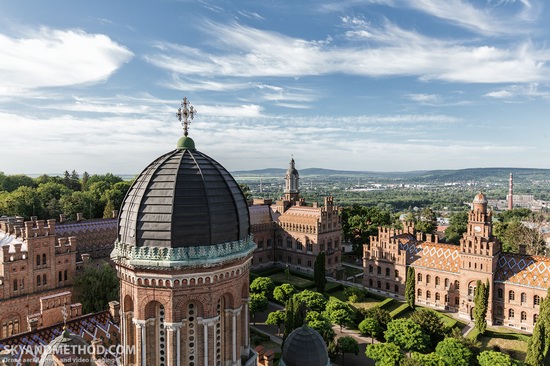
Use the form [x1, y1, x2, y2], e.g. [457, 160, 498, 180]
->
[281, 325, 330, 366]
[118, 148, 249, 248]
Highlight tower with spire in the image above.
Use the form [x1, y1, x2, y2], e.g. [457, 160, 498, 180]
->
[284, 157, 300, 203]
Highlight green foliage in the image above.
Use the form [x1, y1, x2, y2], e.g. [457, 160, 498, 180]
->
[444, 210, 468, 244]
[434, 338, 473, 366]
[525, 289, 549, 366]
[414, 207, 437, 234]
[337, 336, 359, 363]
[305, 311, 335, 344]
[314, 252, 327, 292]
[410, 352, 445, 366]
[283, 296, 295, 342]
[405, 266, 415, 309]
[294, 289, 327, 312]
[366, 342, 403, 366]
[474, 280, 489, 335]
[0, 173, 36, 192]
[359, 317, 382, 341]
[384, 319, 429, 353]
[344, 286, 366, 302]
[250, 276, 275, 296]
[410, 309, 447, 350]
[323, 298, 355, 332]
[265, 310, 285, 334]
[342, 205, 393, 253]
[362, 306, 392, 336]
[73, 262, 119, 314]
[249, 293, 268, 324]
[273, 283, 296, 303]
[477, 350, 515, 366]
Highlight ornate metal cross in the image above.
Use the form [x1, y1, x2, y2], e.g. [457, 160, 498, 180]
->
[176, 97, 196, 137]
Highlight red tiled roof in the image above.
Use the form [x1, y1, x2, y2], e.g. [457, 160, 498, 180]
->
[495, 253, 550, 289]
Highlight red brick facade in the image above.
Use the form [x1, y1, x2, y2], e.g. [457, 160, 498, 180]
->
[363, 193, 549, 333]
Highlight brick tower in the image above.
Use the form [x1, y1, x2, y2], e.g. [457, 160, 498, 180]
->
[111, 98, 256, 366]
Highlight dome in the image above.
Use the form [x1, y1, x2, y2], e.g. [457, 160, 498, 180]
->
[473, 192, 488, 204]
[280, 325, 330, 366]
[117, 147, 249, 249]
[39, 330, 94, 366]
[286, 158, 299, 176]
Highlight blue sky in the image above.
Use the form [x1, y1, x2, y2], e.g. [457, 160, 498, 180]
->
[1, 0, 549, 174]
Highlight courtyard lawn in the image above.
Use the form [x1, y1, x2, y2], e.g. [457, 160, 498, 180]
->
[479, 329, 530, 362]
[269, 272, 314, 289]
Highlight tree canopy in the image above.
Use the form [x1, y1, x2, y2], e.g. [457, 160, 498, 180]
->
[273, 283, 296, 304]
[250, 277, 275, 296]
[72, 262, 119, 314]
[384, 319, 429, 353]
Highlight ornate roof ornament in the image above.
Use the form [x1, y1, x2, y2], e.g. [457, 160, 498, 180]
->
[176, 97, 196, 137]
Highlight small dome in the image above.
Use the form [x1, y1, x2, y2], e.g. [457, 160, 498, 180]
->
[473, 192, 488, 204]
[281, 325, 330, 366]
[286, 158, 299, 176]
[39, 330, 94, 366]
[117, 148, 249, 249]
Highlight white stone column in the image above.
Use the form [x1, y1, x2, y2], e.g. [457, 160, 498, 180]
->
[165, 322, 183, 366]
[225, 307, 242, 366]
[133, 319, 147, 366]
[199, 316, 219, 366]
[242, 298, 250, 354]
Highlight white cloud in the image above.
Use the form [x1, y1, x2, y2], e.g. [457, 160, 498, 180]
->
[0, 27, 133, 96]
[145, 21, 550, 84]
[484, 83, 550, 99]
[485, 90, 514, 98]
[406, 93, 442, 104]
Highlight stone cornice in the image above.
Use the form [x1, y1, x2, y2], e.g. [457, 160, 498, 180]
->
[111, 235, 256, 269]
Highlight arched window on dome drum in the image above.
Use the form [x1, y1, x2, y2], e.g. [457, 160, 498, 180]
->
[534, 295, 541, 305]
[509, 309, 514, 319]
[521, 292, 527, 304]
[187, 303, 197, 366]
[509, 291, 515, 302]
[521, 311, 527, 322]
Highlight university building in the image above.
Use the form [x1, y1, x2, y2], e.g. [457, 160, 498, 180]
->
[249, 158, 343, 276]
[363, 192, 550, 333]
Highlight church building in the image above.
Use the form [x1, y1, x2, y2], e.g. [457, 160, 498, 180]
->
[250, 158, 343, 277]
[363, 192, 550, 333]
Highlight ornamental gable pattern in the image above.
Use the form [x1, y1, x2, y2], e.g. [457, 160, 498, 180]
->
[495, 253, 550, 289]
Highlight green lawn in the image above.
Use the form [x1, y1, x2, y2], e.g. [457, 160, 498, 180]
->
[269, 272, 314, 289]
[478, 330, 530, 362]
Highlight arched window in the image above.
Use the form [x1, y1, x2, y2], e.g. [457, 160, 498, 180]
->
[64, 270, 68, 281]
[385, 282, 390, 290]
[37, 275, 41, 286]
[43, 274, 47, 285]
[417, 289, 422, 297]
[58, 271, 62, 283]
[497, 288, 503, 299]
[36, 254, 41, 266]
[418, 273, 423, 282]
[13, 279, 17, 291]
[426, 275, 431, 284]
[521, 311, 527, 322]
[435, 293, 440, 301]
[385, 268, 390, 277]
[426, 291, 431, 299]
[42, 254, 46, 266]
[509, 291, 515, 302]
[444, 278, 450, 288]
[369, 265, 373, 273]
[377, 266, 381, 275]
[286, 237, 292, 249]
[369, 279, 373, 287]
[455, 280, 460, 290]
[435, 276, 440, 286]
[444, 294, 448, 303]
[509, 309, 515, 318]
[534, 295, 541, 305]
[521, 292, 527, 303]
[394, 285, 399, 293]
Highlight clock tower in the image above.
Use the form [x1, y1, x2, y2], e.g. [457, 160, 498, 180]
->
[457, 193, 501, 322]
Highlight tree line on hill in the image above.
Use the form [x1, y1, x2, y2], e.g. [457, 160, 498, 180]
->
[0, 171, 132, 221]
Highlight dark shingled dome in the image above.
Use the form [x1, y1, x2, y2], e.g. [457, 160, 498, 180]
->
[117, 148, 249, 248]
[281, 325, 329, 366]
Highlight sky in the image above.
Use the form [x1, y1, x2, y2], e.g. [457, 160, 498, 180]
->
[1, 0, 549, 175]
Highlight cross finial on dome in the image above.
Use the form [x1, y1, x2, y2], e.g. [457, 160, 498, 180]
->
[176, 97, 196, 137]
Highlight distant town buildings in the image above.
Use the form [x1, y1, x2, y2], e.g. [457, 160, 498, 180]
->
[363, 193, 550, 333]
[250, 158, 343, 276]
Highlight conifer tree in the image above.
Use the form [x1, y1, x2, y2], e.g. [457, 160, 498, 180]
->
[314, 251, 327, 293]
[283, 296, 295, 343]
[526, 287, 550, 365]
[405, 266, 416, 309]
[474, 280, 489, 334]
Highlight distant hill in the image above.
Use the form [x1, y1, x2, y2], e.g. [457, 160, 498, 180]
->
[232, 167, 550, 182]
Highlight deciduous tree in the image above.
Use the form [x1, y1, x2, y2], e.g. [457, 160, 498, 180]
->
[384, 319, 429, 353]
[337, 336, 359, 364]
[250, 277, 274, 296]
[73, 262, 119, 314]
[266, 310, 285, 335]
[434, 338, 472, 366]
[365, 342, 402, 366]
[249, 293, 268, 325]
[410, 309, 447, 349]
[273, 283, 296, 304]
[323, 298, 355, 333]
[358, 317, 381, 343]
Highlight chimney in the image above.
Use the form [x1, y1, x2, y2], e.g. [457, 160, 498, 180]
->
[31, 216, 37, 222]
[508, 173, 513, 210]
[91, 338, 104, 359]
[109, 301, 120, 323]
[28, 318, 39, 332]
[518, 244, 527, 255]
[112, 210, 119, 219]
[76, 212, 83, 222]
[59, 214, 66, 223]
